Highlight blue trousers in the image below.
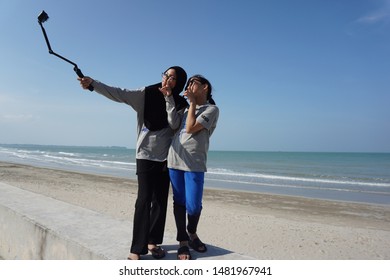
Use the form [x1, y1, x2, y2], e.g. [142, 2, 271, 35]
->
[169, 169, 204, 215]
[169, 168, 204, 241]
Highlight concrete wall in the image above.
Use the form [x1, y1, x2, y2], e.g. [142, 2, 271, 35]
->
[0, 182, 251, 260]
[0, 182, 129, 260]
[0, 203, 99, 259]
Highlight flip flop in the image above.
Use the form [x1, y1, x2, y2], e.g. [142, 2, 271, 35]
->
[148, 246, 166, 259]
[127, 254, 141, 260]
[177, 246, 192, 260]
[189, 237, 207, 253]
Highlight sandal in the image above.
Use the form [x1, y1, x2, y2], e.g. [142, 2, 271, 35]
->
[148, 246, 166, 259]
[127, 253, 141, 260]
[177, 246, 192, 260]
[189, 237, 207, 253]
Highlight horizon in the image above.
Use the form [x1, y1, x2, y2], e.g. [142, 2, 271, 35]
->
[1, 143, 389, 154]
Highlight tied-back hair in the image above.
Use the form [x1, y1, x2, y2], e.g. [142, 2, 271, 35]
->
[186, 75, 216, 105]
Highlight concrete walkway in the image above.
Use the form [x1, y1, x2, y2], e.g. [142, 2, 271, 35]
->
[0, 182, 253, 260]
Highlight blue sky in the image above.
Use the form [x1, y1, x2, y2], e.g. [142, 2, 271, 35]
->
[0, 0, 389, 152]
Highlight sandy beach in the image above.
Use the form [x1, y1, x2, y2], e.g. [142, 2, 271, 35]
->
[1, 161, 389, 259]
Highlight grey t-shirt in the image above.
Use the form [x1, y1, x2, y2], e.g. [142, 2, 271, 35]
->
[91, 80, 174, 162]
[167, 99, 219, 172]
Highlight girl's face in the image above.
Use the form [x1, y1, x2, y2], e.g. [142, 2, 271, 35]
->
[185, 78, 208, 103]
[187, 79, 206, 95]
[162, 69, 177, 89]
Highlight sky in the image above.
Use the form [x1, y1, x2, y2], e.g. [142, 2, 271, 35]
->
[0, 0, 389, 152]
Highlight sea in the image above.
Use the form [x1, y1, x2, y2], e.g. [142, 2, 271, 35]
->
[0, 144, 389, 205]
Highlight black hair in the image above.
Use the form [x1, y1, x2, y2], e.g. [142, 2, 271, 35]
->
[186, 75, 216, 105]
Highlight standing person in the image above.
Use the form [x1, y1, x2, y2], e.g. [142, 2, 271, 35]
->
[78, 66, 188, 260]
[161, 75, 219, 260]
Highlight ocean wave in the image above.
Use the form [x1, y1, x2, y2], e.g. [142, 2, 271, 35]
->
[205, 178, 390, 196]
[0, 147, 135, 171]
[2, 145, 390, 197]
[42, 154, 136, 169]
[58, 152, 77, 157]
[207, 168, 390, 188]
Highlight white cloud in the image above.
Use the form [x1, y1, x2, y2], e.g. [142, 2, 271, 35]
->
[357, 11, 390, 24]
[0, 114, 37, 123]
[356, 0, 390, 24]
[345, 1, 390, 36]
[0, 91, 42, 124]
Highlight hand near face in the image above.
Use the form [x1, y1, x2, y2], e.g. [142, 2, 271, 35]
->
[159, 82, 172, 96]
[184, 89, 196, 103]
[159, 71, 176, 96]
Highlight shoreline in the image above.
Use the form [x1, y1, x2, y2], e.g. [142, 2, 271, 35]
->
[1, 161, 390, 259]
[2, 158, 388, 207]
[2, 145, 389, 206]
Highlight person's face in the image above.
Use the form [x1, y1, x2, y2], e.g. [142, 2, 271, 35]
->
[162, 69, 177, 89]
[187, 79, 206, 95]
[185, 78, 208, 103]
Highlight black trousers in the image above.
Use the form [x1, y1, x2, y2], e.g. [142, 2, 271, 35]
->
[174, 203, 201, 242]
[130, 159, 170, 255]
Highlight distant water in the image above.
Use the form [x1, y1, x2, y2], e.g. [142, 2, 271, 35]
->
[1, 144, 389, 205]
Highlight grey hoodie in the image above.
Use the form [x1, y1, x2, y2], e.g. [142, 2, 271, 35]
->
[91, 80, 181, 162]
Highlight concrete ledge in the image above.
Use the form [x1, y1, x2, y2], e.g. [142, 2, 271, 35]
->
[0, 183, 253, 260]
[0, 182, 130, 259]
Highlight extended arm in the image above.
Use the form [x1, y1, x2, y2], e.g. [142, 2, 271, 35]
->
[78, 77, 144, 110]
